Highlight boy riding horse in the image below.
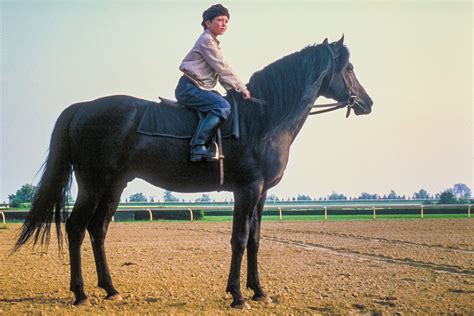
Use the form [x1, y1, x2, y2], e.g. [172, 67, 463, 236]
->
[175, 4, 251, 162]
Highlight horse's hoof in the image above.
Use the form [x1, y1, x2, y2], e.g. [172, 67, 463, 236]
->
[231, 300, 251, 310]
[253, 294, 273, 303]
[73, 298, 92, 306]
[106, 293, 123, 301]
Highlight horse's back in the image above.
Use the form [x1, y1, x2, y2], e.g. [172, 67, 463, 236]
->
[72, 94, 152, 114]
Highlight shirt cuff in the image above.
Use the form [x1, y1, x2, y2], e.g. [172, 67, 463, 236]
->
[236, 84, 248, 94]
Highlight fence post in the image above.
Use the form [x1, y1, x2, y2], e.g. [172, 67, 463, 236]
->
[324, 207, 328, 221]
[468, 204, 471, 218]
[372, 206, 376, 220]
[420, 205, 424, 219]
[188, 208, 194, 221]
[278, 207, 282, 221]
[147, 209, 153, 221]
[112, 216, 115, 222]
[1, 211, 5, 224]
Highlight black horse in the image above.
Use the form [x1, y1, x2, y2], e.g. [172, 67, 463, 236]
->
[15, 37, 372, 308]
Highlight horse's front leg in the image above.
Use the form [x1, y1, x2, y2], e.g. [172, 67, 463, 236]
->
[226, 182, 263, 309]
[246, 190, 271, 302]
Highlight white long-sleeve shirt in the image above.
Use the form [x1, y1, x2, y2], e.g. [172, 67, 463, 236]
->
[179, 30, 248, 93]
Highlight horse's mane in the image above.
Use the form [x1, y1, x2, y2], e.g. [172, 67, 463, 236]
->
[240, 43, 349, 139]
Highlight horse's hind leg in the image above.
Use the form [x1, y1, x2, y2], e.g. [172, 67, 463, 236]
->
[87, 183, 125, 301]
[66, 186, 102, 305]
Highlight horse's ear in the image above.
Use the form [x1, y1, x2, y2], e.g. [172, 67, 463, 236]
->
[323, 38, 328, 45]
[337, 34, 344, 47]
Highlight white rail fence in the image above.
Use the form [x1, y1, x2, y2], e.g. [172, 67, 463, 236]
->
[264, 203, 472, 221]
[1, 204, 471, 224]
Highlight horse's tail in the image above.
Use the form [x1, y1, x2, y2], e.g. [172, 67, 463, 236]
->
[14, 105, 78, 252]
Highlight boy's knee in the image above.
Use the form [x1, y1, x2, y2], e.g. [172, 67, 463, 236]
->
[214, 98, 230, 120]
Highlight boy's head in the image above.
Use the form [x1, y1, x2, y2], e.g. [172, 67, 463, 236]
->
[201, 4, 230, 30]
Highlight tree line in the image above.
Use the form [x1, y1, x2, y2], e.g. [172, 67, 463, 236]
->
[127, 191, 212, 203]
[265, 184, 471, 205]
[6, 183, 472, 208]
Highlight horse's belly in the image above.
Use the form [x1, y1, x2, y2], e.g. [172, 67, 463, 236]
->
[132, 137, 234, 193]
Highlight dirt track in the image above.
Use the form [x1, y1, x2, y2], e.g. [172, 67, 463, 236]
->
[1, 219, 473, 314]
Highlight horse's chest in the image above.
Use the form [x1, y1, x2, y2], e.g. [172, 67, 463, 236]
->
[263, 145, 290, 187]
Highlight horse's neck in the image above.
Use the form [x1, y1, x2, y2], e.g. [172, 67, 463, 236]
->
[243, 76, 326, 141]
[240, 91, 319, 143]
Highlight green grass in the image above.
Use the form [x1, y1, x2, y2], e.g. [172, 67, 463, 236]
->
[202, 216, 234, 222]
[418, 214, 469, 219]
[202, 213, 470, 222]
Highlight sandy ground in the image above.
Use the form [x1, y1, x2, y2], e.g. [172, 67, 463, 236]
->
[0, 219, 473, 314]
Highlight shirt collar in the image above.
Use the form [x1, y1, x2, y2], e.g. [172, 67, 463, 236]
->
[204, 29, 220, 45]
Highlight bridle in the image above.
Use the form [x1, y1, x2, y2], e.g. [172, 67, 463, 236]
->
[307, 44, 359, 118]
[248, 44, 365, 118]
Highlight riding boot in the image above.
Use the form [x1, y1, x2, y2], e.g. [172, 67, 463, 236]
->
[189, 113, 224, 162]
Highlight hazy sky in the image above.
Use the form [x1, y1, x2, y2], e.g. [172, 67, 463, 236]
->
[1, 0, 472, 202]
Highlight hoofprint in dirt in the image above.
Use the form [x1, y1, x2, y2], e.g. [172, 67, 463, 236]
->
[1, 219, 472, 314]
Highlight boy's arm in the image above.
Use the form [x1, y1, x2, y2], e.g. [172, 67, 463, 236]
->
[200, 37, 249, 95]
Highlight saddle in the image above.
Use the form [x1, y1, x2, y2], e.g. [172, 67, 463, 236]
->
[137, 96, 240, 139]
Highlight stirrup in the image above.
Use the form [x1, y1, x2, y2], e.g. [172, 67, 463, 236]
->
[211, 141, 225, 160]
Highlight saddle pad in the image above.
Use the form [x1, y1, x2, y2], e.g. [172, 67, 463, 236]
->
[137, 98, 239, 139]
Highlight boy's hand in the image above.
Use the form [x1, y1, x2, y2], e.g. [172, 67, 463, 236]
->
[242, 89, 251, 100]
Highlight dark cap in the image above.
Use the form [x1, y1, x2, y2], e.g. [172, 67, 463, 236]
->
[201, 4, 230, 28]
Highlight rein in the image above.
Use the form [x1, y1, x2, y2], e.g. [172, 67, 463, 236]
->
[308, 99, 355, 118]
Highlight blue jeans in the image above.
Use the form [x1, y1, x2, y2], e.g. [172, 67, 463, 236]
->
[175, 75, 231, 120]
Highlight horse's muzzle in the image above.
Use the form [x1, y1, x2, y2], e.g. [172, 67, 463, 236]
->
[353, 98, 373, 115]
